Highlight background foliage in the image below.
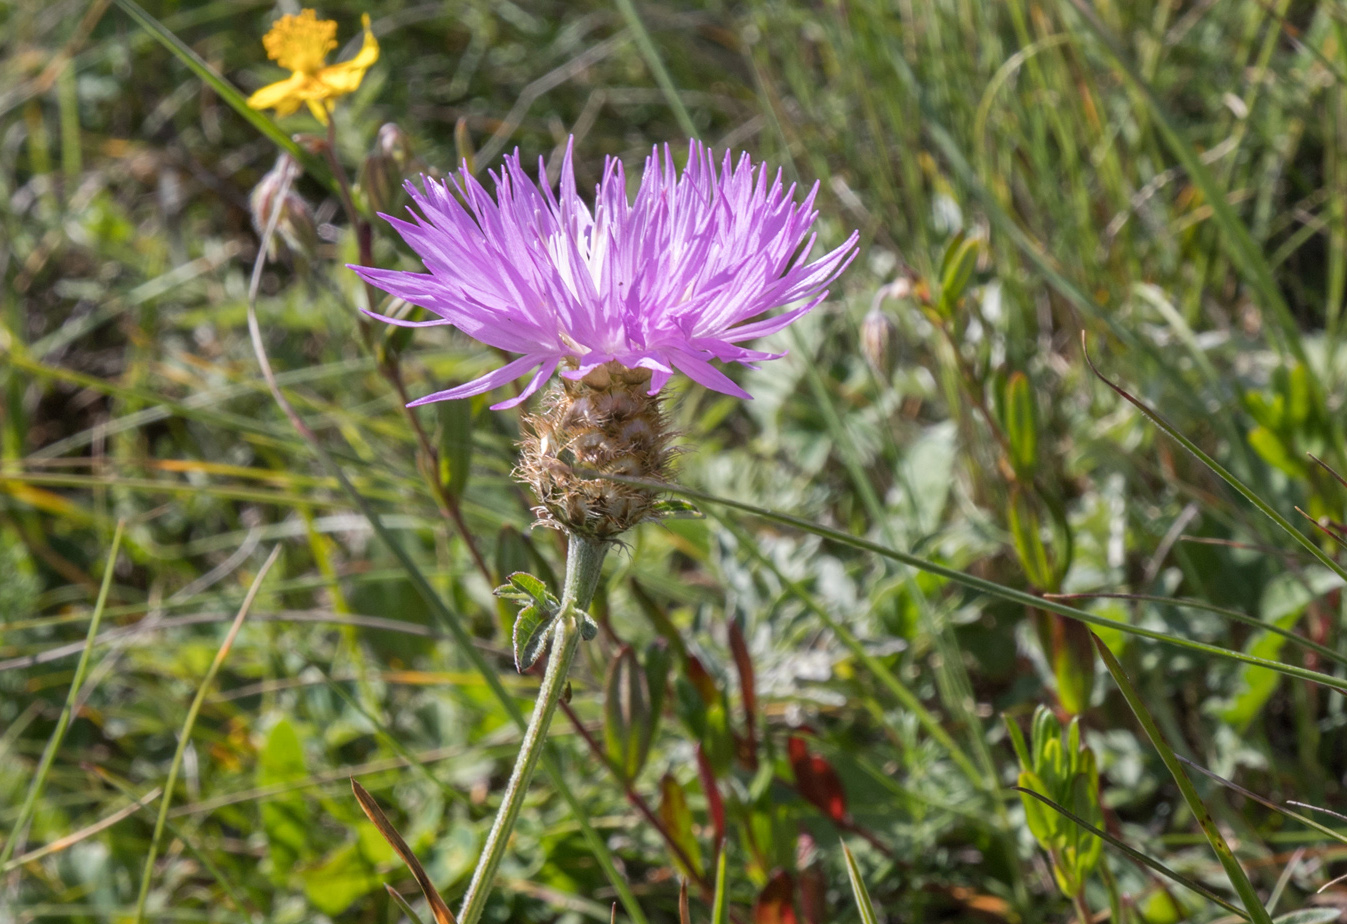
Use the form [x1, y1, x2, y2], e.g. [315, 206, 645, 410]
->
[4, 1, 1347, 922]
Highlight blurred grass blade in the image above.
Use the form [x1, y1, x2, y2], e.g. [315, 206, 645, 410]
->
[710, 845, 728, 924]
[1013, 787, 1249, 919]
[1047, 592, 1347, 669]
[1083, 336, 1347, 585]
[1178, 758, 1347, 847]
[1061, 0, 1307, 369]
[133, 543, 282, 924]
[386, 885, 429, 924]
[0, 520, 124, 869]
[842, 843, 880, 924]
[352, 780, 456, 924]
[611, 0, 697, 138]
[2, 784, 160, 873]
[1093, 634, 1274, 924]
[94, 768, 254, 915]
[111, 0, 333, 190]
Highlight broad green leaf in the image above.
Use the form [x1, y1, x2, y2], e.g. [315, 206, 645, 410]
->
[1247, 427, 1306, 479]
[1218, 568, 1344, 730]
[437, 399, 473, 502]
[1018, 769, 1056, 845]
[300, 835, 389, 916]
[1003, 372, 1038, 478]
[644, 639, 673, 733]
[259, 719, 312, 877]
[604, 646, 653, 782]
[1052, 617, 1095, 717]
[937, 233, 979, 318]
[658, 774, 703, 879]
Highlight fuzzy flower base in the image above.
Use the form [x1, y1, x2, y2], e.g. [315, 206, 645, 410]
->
[518, 362, 673, 540]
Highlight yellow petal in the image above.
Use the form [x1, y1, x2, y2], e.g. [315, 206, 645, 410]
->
[306, 98, 332, 125]
[314, 14, 378, 96]
[246, 72, 310, 115]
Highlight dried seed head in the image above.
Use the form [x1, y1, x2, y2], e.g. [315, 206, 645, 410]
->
[517, 361, 675, 541]
[250, 153, 317, 262]
[360, 123, 420, 215]
[860, 305, 896, 377]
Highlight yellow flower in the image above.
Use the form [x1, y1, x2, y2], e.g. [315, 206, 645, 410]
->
[246, 10, 378, 124]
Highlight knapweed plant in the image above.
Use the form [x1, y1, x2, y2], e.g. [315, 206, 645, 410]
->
[351, 140, 857, 922]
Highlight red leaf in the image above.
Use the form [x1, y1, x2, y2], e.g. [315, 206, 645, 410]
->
[686, 654, 718, 704]
[786, 735, 849, 824]
[728, 619, 759, 767]
[798, 866, 826, 924]
[753, 870, 798, 924]
[695, 744, 726, 845]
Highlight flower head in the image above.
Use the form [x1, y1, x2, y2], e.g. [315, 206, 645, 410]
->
[350, 139, 859, 409]
[246, 10, 378, 124]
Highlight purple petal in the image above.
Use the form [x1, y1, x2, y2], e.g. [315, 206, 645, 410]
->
[406, 354, 550, 407]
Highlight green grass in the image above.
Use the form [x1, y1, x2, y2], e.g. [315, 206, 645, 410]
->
[4, 1, 1347, 922]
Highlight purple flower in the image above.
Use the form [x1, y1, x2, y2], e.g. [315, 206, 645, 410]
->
[350, 139, 859, 409]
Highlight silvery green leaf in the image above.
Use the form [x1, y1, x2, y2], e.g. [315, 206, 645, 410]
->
[513, 604, 556, 673]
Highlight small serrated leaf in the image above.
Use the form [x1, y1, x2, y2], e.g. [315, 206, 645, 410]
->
[513, 604, 557, 673]
[505, 572, 552, 606]
[649, 499, 705, 520]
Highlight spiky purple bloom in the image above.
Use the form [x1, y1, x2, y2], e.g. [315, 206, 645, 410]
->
[350, 139, 858, 409]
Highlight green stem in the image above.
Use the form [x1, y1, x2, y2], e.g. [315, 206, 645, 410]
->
[457, 533, 607, 924]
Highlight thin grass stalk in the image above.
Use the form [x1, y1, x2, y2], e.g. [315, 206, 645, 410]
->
[131, 544, 280, 923]
[0, 519, 124, 871]
[636, 477, 1347, 694]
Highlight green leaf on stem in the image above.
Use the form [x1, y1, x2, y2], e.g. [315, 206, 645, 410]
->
[513, 604, 556, 673]
[498, 571, 554, 607]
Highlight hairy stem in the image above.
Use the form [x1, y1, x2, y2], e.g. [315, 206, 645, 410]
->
[456, 533, 607, 924]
